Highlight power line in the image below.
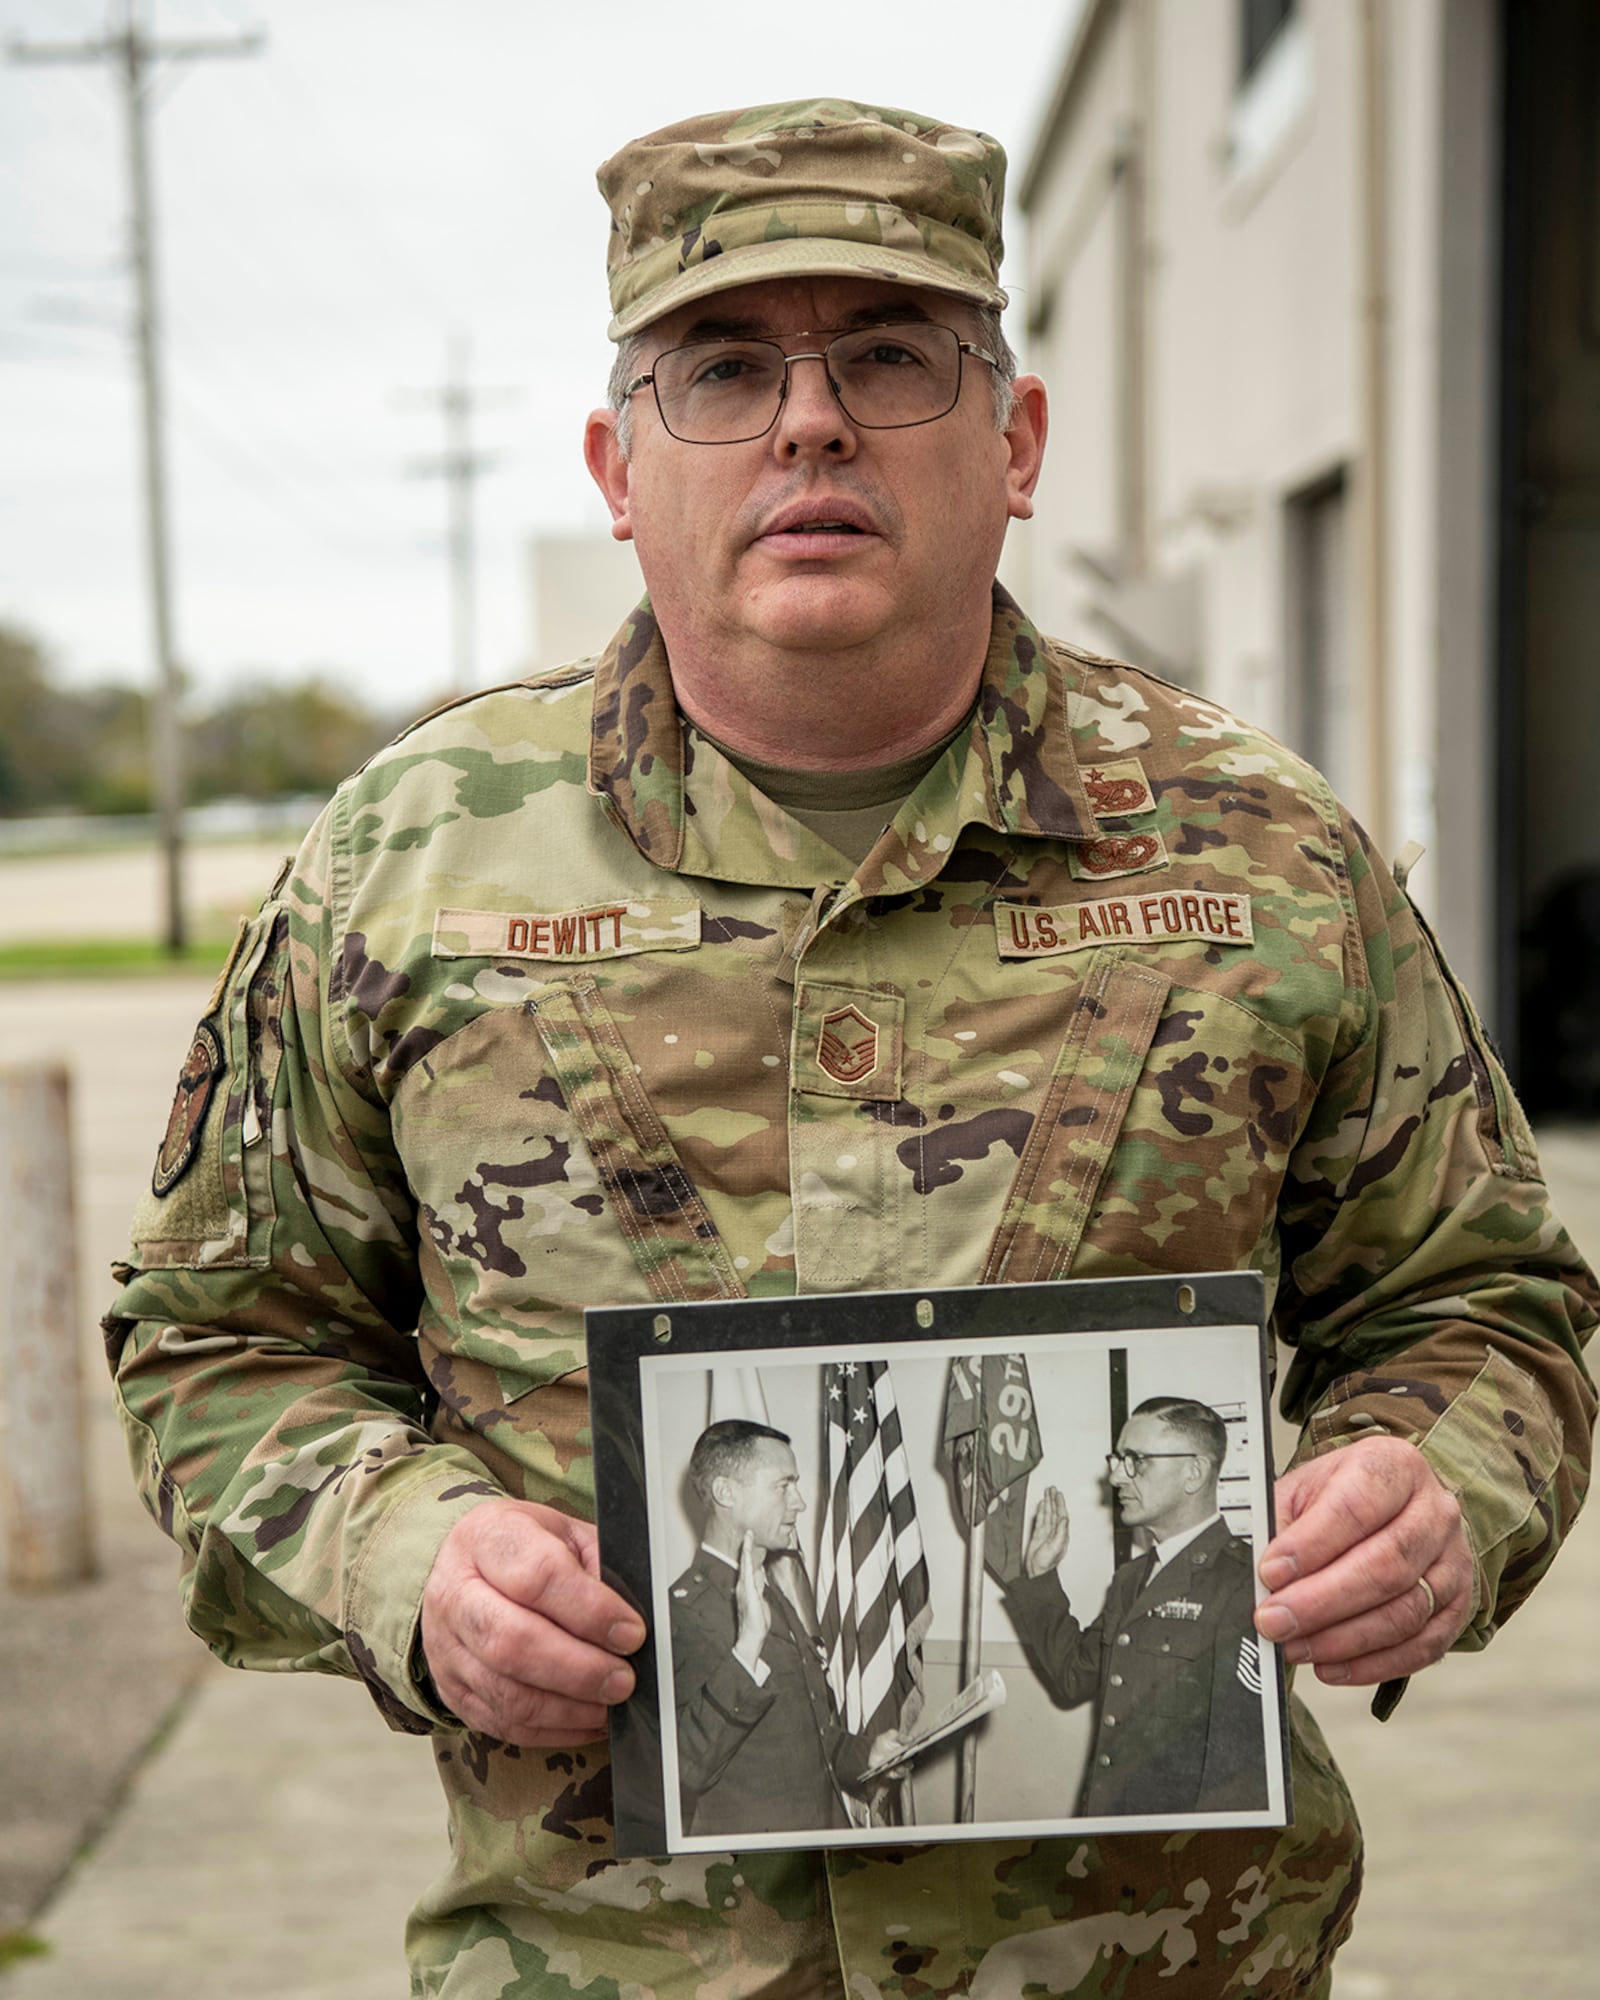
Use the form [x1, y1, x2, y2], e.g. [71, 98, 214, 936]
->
[7, 1, 263, 952]
[166, 370, 425, 572]
[398, 332, 516, 694]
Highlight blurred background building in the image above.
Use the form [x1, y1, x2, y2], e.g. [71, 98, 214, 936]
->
[1006, 0, 1599, 1113]
[527, 532, 643, 674]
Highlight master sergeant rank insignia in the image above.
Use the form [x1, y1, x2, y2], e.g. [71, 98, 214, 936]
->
[818, 1004, 880, 1085]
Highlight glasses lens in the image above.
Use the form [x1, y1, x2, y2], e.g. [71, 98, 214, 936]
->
[652, 339, 787, 443]
[650, 323, 966, 442]
[828, 322, 962, 429]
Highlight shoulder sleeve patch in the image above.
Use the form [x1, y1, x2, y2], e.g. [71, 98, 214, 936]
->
[151, 1020, 225, 1197]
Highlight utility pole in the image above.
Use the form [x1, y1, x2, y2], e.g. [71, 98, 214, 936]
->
[401, 333, 515, 693]
[9, 3, 263, 953]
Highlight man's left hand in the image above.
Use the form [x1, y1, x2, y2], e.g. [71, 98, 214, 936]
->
[1253, 1435, 1475, 1685]
[864, 1728, 911, 1785]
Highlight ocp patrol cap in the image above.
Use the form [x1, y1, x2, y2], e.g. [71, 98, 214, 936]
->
[597, 98, 1009, 340]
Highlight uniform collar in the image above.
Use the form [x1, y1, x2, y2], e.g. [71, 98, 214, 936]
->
[1147, 1511, 1225, 1575]
[586, 585, 1100, 886]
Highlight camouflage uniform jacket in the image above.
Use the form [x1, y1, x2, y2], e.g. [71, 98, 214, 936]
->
[108, 588, 1598, 2000]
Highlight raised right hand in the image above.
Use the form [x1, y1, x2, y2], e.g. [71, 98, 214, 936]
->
[1023, 1485, 1071, 1577]
[732, 1529, 771, 1671]
[419, 1497, 645, 1745]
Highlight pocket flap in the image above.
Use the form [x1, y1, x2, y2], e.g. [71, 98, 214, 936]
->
[982, 951, 1171, 1285]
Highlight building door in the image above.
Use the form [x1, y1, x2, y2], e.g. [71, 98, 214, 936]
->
[1286, 471, 1364, 823]
[1501, 0, 1600, 1113]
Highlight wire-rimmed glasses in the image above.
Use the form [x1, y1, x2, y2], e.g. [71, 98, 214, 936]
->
[1105, 1450, 1198, 1479]
[624, 320, 999, 444]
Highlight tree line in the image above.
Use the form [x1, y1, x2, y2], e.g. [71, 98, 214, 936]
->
[0, 622, 412, 817]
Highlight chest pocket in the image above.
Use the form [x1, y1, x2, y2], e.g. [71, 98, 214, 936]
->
[982, 952, 1172, 1284]
[525, 979, 744, 1306]
[1129, 1610, 1215, 1715]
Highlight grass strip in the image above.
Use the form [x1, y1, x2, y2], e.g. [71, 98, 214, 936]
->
[0, 936, 233, 981]
[0, 1930, 51, 1968]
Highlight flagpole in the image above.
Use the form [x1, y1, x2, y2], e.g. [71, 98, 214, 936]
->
[958, 1437, 985, 1822]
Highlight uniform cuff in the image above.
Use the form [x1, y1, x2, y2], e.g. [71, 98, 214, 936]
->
[341, 1451, 508, 1732]
[1295, 1347, 1564, 1649]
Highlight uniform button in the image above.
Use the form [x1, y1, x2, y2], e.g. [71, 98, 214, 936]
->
[1116, 1632, 1131, 1648]
[1098, 1754, 1112, 1767]
[1161, 1643, 1171, 1654]
[1104, 1714, 1117, 1728]
[1109, 1675, 1123, 1688]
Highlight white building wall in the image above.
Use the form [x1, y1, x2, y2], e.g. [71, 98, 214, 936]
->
[1019, 0, 1497, 992]
[1385, 0, 1445, 901]
[527, 532, 645, 672]
[1019, 1, 1142, 648]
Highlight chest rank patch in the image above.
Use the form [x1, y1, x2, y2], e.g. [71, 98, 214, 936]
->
[818, 1004, 879, 1085]
[1068, 828, 1168, 881]
[432, 900, 700, 962]
[1083, 758, 1157, 818]
[152, 1019, 225, 1196]
[997, 891, 1254, 958]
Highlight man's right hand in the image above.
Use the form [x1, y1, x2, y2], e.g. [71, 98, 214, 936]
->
[1023, 1486, 1070, 1577]
[732, 1529, 771, 1673]
[419, 1498, 645, 1745]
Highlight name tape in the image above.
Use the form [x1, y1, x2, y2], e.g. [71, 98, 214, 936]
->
[997, 891, 1254, 958]
[433, 900, 701, 962]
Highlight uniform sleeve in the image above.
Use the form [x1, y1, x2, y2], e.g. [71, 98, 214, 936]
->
[104, 791, 506, 1734]
[1275, 813, 1598, 1651]
[1002, 1570, 1105, 1705]
[670, 1591, 777, 1800]
[1197, 1562, 1269, 1811]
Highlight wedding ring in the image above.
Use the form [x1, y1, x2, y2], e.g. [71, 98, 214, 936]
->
[1416, 1575, 1437, 1621]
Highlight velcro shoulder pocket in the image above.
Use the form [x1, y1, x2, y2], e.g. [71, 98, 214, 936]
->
[128, 907, 289, 1270]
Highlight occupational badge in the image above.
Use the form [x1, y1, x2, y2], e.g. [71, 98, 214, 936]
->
[1068, 830, 1169, 881]
[1083, 759, 1157, 818]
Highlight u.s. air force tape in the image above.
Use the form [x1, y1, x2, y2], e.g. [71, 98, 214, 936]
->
[997, 891, 1254, 958]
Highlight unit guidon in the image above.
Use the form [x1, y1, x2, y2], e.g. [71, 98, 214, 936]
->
[997, 890, 1254, 957]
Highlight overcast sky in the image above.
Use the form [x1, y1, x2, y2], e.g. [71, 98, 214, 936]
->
[0, 0, 1082, 713]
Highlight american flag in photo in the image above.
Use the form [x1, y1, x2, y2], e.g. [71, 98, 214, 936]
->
[816, 1359, 933, 1742]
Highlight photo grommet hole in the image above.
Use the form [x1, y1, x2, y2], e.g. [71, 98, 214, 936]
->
[652, 1314, 672, 1344]
[1177, 1284, 1197, 1315]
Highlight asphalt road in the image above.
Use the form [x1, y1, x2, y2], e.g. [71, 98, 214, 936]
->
[0, 841, 291, 945]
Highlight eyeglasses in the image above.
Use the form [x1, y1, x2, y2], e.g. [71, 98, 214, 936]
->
[624, 321, 999, 445]
[1105, 1450, 1198, 1479]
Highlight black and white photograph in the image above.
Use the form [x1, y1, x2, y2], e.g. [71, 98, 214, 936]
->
[588, 1277, 1291, 1856]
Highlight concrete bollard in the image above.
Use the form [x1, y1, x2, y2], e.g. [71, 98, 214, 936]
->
[0, 1061, 97, 1588]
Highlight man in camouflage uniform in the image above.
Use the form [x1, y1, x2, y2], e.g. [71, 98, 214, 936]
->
[107, 99, 1597, 1999]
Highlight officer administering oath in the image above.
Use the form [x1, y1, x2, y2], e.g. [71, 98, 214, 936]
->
[108, 98, 1596, 1999]
[670, 1420, 904, 1836]
[1006, 1397, 1268, 1816]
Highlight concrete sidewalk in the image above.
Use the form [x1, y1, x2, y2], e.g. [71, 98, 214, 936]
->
[1, 964, 1597, 1995]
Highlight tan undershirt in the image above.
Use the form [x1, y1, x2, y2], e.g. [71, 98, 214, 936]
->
[692, 711, 973, 866]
